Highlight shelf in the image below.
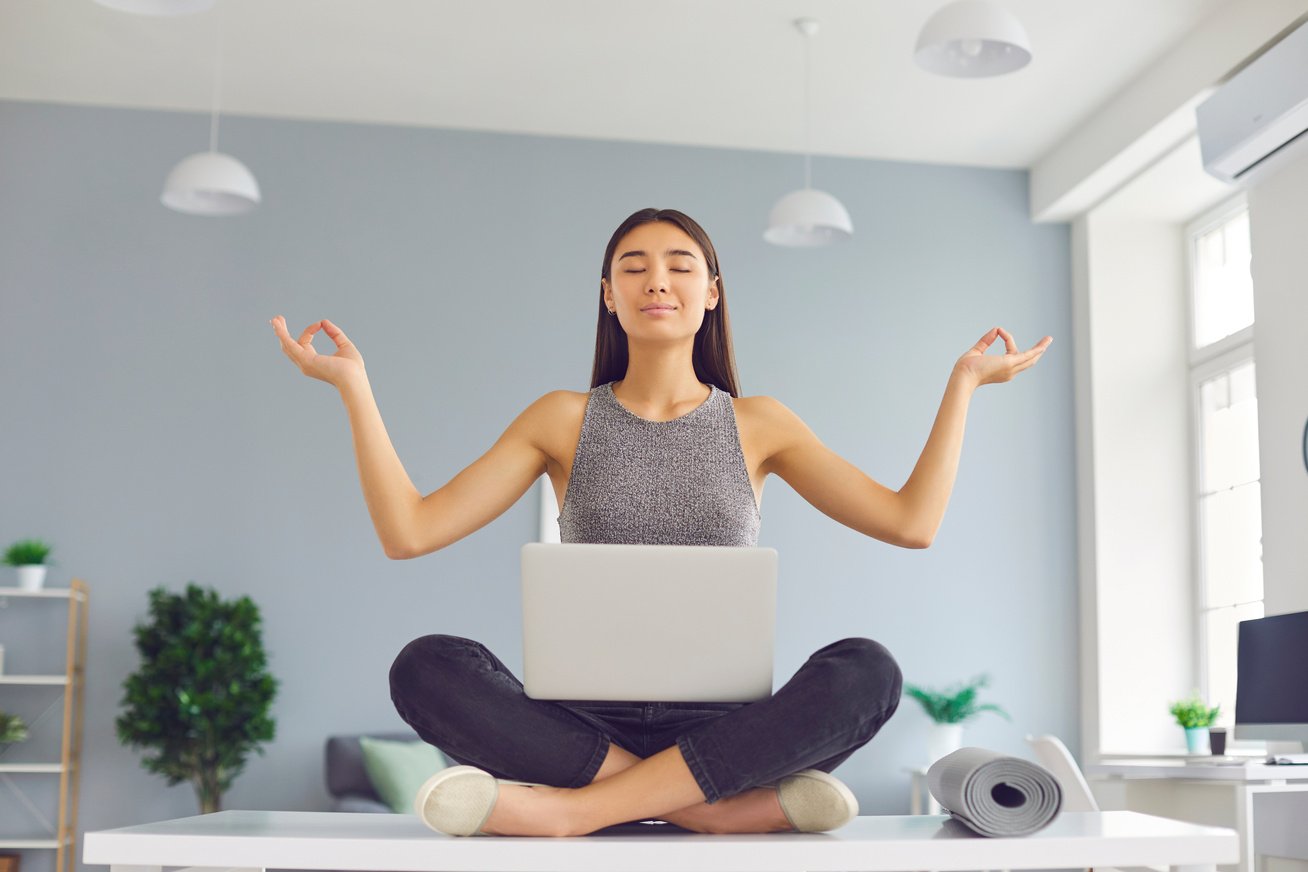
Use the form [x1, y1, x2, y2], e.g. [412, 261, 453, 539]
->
[0, 763, 65, 773]
[0, 577, 86, 872]
[0, 587, 85, 602]
[0, 838, 69, 849]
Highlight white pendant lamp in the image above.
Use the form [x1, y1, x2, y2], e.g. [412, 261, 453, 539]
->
[161, 2, 260, 215]
[764, 17, 853, 247]
[162, 152, 260, 215]
[915, 0, 1032, 78]
[93, 0, 214, 13]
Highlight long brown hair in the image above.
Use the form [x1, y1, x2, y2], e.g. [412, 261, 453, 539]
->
[591, 208, 741, 396]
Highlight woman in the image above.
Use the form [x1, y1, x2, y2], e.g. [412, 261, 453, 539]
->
[270, 207, 1052, 839]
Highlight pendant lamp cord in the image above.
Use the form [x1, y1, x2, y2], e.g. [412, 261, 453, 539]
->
[208, 1, 224, 153]
[803, 25, 812, 190]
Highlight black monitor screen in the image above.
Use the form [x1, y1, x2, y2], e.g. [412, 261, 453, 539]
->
[1235, 609, 1308, 724]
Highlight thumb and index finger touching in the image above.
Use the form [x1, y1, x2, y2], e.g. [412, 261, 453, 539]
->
[977, 326, 1053, 359]
[269, 316, 354, 356]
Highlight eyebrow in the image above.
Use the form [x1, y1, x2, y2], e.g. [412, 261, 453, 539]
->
[617, 249, 699, 261]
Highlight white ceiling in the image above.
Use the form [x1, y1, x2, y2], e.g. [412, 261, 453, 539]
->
[0, 0, 1236, 169]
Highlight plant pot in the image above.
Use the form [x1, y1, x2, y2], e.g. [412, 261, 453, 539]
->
[1184, 726, 1210, 754]
[15, 565, 46, 591]
[927, 722, 964, 764]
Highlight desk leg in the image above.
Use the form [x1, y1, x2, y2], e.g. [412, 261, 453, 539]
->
[1235, 783, 1255, 872]
[911, 775, 922, 815]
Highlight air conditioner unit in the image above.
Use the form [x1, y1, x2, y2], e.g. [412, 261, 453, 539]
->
[1196, 19, 1308, 186]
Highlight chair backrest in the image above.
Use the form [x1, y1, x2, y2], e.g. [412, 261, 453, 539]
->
[1024, 733, 1099, 812]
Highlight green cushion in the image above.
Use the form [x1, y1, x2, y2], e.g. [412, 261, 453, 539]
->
[358, 735, 451, 814]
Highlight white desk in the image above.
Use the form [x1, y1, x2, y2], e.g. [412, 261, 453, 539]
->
[1087, 758, 1308, 872]
[83, 809, 1237, 872]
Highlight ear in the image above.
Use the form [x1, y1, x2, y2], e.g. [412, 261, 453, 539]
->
[707, 277, 720, 309]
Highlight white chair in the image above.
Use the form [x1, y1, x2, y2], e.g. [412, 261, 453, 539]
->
[1024, 733, 1100, 811]
[1024, 733, 1165, 872]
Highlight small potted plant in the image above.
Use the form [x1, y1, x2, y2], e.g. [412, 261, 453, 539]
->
[2, 539, 54, 591]
[0, 710, 28, 746]
[905, 673, 1012, 763]
[1168, 692, 1220, 754]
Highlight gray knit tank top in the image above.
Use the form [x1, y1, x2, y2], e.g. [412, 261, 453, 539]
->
[557, 381, 761, 546]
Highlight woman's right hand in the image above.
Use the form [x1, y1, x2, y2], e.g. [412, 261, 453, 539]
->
[270, 316, 366, 388]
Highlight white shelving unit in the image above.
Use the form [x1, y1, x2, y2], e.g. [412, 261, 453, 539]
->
[0, 580, 88, 872]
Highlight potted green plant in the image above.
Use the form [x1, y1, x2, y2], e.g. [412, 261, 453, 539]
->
[0, 710, 28, 746]
[905, 673, 1012, 763]
[116, 582, 278, 813]
[2, 539, 54, 591]
[1168, 692, 1220, 754]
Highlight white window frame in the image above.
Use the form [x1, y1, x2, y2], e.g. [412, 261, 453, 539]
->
[1183, 192, 1263, 751]
[1185, 192, 1251, 362]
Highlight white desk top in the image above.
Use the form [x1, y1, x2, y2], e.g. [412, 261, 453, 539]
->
[1089, 757, 1308, 781]
[82, 809, 1238, 872]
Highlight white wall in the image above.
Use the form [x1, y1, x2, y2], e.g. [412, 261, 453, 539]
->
[1248, 155, 1308, 620]
[1081, 213, 1195, 755]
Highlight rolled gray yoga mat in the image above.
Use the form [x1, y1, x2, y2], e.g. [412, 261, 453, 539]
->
[926, 747, 1063, 837]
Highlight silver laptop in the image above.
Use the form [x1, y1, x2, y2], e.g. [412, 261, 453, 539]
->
[521, 542, 777, 703]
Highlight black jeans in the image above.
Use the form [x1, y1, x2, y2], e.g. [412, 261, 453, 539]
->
[389, 634, 903, 805]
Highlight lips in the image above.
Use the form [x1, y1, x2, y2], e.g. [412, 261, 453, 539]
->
[641, 305, 676, 311]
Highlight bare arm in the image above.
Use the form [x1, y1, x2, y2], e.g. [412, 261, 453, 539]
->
[272, 315, 551, 559]
[339, 379, 554, 559]
[336, 376, 425, 559]
[399, 394, 556, 558]
[763, 326, 1051, 549]
[758, 398, 922, 548]
[896, 368, 976, 548]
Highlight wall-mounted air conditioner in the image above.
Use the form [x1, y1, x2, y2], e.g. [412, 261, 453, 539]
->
[1196, 18, 1308, 186]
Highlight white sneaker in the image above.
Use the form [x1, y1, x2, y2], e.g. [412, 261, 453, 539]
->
[413, 765, 545, 836]
[774, 769, 859, 832]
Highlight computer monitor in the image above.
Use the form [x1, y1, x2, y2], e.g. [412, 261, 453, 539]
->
[1234, 609, 1308, 748]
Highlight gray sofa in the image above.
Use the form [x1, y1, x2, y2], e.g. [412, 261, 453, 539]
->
[325, 731, 426, 813]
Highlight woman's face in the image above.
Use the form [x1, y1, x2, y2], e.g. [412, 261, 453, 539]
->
[602, 221, 718, 337]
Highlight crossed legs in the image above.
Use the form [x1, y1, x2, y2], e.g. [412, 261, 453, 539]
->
[390, 634, 903, 837]
[480, 742, 792, 836]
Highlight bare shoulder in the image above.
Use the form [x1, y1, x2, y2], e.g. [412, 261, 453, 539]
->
[731, 394, 811, 475]
[732, 393, 804, 429]
[540, 388, 589, 421]
[525, 388, 590, 466]
[515, 389, 586, 421]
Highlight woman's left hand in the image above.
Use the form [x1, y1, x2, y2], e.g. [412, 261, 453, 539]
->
[953, 327, 1052, 388]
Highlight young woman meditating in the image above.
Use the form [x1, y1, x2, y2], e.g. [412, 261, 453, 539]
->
[270, 207, 1051, 838]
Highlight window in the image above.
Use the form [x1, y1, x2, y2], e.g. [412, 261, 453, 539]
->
[1192, 208, 1254, 348]
[1186, 195, 1262, 744]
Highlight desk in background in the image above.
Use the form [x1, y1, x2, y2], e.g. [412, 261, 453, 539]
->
[1087, 757, 1308, 872]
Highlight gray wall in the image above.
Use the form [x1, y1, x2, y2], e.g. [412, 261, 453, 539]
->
[0, 99, 1073, 865]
